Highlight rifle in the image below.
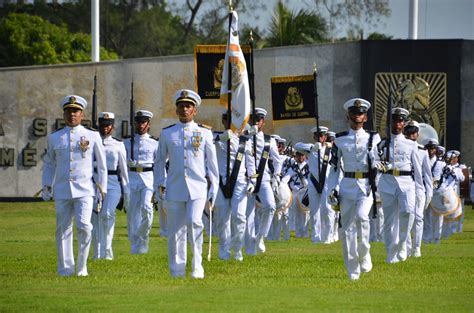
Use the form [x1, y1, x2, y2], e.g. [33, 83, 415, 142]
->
[225, 11, 233, 197]
[313, 63, 321, 174]
[248, 30, 257, 164]
[92, 72, 98, 129]
[385, 79, 394, 162]
[130, 80, 135, 161]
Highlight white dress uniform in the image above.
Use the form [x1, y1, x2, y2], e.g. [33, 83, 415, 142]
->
[42, 95, 107, 277]
[425, 156, 445, 243]
[327, 125, 381, 280]
[214, 130, 255, 261]
[91, 118, 129, 260]
[376, 129, 424, 264]
[307, 127, 332, 244]
[154, 89, 219, 278]
[406, 143, 433, 257]
[281, 159, 309, 239]
[245, 127, 282, 255]
[123, 116, 159, 254]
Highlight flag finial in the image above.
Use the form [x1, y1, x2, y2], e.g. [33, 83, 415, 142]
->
[228, 0, 233, 11]
[313, 62, 317, 75]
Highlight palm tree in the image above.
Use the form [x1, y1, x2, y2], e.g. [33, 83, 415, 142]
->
[264, 1, 328, 47]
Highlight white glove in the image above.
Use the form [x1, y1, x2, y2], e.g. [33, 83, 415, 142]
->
[123, 192, 130, 211]
[127, 159, 137, 168]
[311, 142, 322, 152]
[271, 175, 280, 192]
[220, 129, 233, 142]
[247, 183, 255, 194]
[375, 161, 393, 173]
[207, 190, 216, 209]
[247, 125, 258, 136]
[41, 186, 52, 201]
[424, 196, 432, 210]
[328, 189, 339, 206]
[158, 186, 166, 201]
[96, 184, 105, 203]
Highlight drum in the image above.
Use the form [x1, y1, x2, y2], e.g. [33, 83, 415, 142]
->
[275, 183, 293, 212]
[460, 167, 472, 199]
[294, 187, 310, 213]
[430, 186, 461, 216]
[443, 202, 462, 222]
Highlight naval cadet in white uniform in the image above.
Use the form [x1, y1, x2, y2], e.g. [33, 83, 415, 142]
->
[42, 95, 107, 276]
[403, 120, 433, 257]
[123, 110, 159, 254]
[326, 98, 380, 281]
[244, 108, 282, 255]
[91, 112, 130, 260]
[375, 108, 424, 264]
[307, 125, 332, 243]
[154, 89, 219, 279]
[214, 110, 256, 261]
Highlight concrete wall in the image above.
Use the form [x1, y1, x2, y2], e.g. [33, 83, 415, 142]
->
[0, 41, 472, 198]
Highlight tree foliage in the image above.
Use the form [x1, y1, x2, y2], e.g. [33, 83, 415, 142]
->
[264, 1, 328, 47]
[0, 13, 117, 67]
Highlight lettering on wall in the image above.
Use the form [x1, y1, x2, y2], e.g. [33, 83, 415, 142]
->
[22, 143, 37, 167]
[0, 148, 14, 166]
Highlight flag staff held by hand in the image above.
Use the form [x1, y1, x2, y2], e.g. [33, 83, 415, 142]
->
[313, 63, 321, 174]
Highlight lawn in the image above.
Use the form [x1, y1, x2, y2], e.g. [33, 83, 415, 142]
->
[1, 202, 473, 312]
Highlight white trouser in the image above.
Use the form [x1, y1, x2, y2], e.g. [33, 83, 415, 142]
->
[215, 182, 248, 259]
[55, 196, 93, 276]
[128, 187, 154, 254]
[167, 198, 206, 277]
[380, 188, 415, 263]
[369, 205, 384, 242]
[422, 207, 433, 243]
[272, 209, 290, 240]
[321, 202, 336, 243]
[158, 200, 168, 237]
[92, 188, 121, 260]
[407, 193, 425, 253]
[245, 181, 276, 255]
[431, 211, 444, 243]
[294, 201, 310, 238]
[308, 183, 322, 243]
[340, 195, 372, 278]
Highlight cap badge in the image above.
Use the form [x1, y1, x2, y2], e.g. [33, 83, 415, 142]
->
[181, 90, 188, 98]
[354, 100, 361, 107]
[137, 111, 143, 116]
[69, 96, 76, 104]
[103, 113, 109, 119]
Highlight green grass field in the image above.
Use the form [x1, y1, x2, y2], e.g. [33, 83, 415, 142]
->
[1, 202, 473, 312]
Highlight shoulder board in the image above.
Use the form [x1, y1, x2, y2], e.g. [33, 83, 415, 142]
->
[336, 131, 349, 138]
[214, 131, 223, 135]
[162, 124, 176, 130]
[198, 123, 212, 130]
[85, 126, 99, 132]
[417, 145, 426, 150]
[366, 130, 378, 135]
[51, 126, 65, 134]
[112, 136, 122, 142]
[150, 135, 159, 141]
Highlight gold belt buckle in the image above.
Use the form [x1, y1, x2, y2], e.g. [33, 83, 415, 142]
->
[393, 169, 400, 176]
[355, 172, 363, 179]
[136, 166, 143, 173]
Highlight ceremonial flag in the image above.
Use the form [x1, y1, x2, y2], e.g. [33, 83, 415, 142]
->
[219, 10, 251, 133]
[271, 75, 315, 120]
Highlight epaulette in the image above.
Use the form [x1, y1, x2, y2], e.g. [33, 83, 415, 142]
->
[162, 124, 176, 130]
[85, 126, 99, 132]
[198, 123, 212, 130]
[51, 126, 64, 134]
[150, 135, 159, 141]
[336, 131, 349, 138]
[112, 136, 122, 142]
[417, 145, 426, 150]
[367, 130, 378, 135]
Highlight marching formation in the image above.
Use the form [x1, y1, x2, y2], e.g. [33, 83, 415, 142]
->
[41, 92, 471, 280]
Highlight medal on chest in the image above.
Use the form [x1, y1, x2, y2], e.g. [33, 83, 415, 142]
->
[191, 130, 202, 156]
[78, 136, 90, 158]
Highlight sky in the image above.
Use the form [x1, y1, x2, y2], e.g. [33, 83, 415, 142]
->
[237, 0, 474, 40]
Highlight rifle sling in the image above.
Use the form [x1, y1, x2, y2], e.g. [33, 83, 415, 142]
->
[219, 136, 248, 199]
[310, 147, 330, 194]
[254, 134, 271, 194]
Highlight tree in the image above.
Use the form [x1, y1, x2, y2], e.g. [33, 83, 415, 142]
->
[306, 0, 390, 40]
[367, 32, 393, 40]
[0, 13, 118, 67]
[264, 1, 328, 47]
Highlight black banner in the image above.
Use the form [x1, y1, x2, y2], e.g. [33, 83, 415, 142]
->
[361, 40, 463, 149]
[271, 75, 315, 120]
[194, 45, 251, 100]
